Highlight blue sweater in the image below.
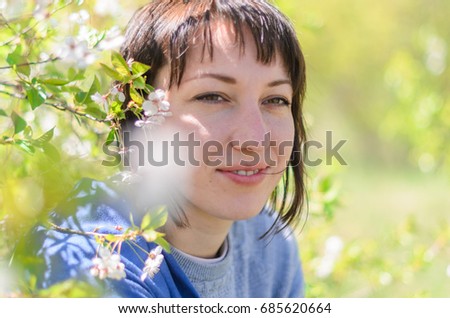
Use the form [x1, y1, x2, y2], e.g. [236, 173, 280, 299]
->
[32, 179, 304, 297]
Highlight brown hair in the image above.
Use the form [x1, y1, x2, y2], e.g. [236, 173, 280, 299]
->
[120, 0, 307, 236]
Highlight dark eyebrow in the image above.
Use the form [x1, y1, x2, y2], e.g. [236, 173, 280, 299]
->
[183, 73, 237, 84]
[183, 73, 291, 87]
[268, 79, 292, 87]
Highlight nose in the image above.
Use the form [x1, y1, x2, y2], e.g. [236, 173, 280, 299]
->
[229, 101, 267, 151]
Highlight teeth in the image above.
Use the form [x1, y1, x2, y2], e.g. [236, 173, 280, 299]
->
[232, 169, 259, 176]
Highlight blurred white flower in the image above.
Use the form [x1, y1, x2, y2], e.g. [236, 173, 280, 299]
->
[0, 262, 16, 295]
[315, 235, 344, 278]
[33, 0, 53, 20]
[110, 87, 126, 102]
[379, 272, 393, 286]
[425, 35, 447, 75]
[90, 246, 126, 280]
[113, 170, 143, 185]
[98, 26, 125, 51]
[69, 10, 90, 24]
[135, 90, 172, 128]
[143, 89, 170, 115]
[37, 109, 58, 134]
[141, 246, 164, 281]
[57, 37, 96, 68]
[0, 0, 7, 10]
[62, 135, 91, 156]
[91, 92, 109, 110]
[446, 265, 450, 278]
[95, 0, 121, 17]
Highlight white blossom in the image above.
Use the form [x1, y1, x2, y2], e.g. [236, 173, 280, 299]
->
[425, 35, 447, 76]
[446, 265, 450, 278]
[113, 170, 143, 185]
[91, 92, 109, 110]
[0, 0, 7, 10]
[62, 135, 91, 156]
[147, 89, 171, 112]
[110, 87, 126, 102]
[141, 246, 164, 281]
[135, 90, 172, 128]
[315, 236, 344, 278]
[69, 10, 90, 24]
[94, 0, 121, 17]
[57, 37, 96, 68]
[90, 246, 126, 280]
[33, 0, 54, 20]
[98, 26, 125, 51]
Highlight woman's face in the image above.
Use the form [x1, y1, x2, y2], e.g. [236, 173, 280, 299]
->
[151, 22, 295, 225]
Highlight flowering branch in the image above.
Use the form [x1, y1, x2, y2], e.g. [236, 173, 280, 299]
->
[49, 206, 170, 282]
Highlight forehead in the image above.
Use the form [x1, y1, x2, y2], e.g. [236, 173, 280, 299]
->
[186, 21, 287, 78]
[155, 19, 290, 89]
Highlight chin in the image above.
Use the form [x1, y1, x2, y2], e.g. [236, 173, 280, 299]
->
[219, 202, 267, 221]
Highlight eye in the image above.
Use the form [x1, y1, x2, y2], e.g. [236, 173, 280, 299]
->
[263, 96, 291, 107]
[195, 93, 228, 104]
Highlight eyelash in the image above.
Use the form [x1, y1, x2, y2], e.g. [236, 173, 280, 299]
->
[195, 93, 227, 104]
[263, 97, 291, 107]
[194, 93, 291, 107]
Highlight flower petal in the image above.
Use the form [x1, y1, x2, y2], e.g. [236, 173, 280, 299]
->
[142, 101, 158, 116]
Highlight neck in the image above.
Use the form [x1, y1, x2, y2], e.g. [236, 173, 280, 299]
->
[163, 213, 232, 259]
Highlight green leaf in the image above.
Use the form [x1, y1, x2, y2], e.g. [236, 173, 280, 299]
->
[68, 68, 85, 81]
[0, 109, 8, 117]
[133, 76, 147, 90]
[100, 63, 125, 81]
[15, 139, 35, 154]
[24, 126, 33, 139]
[129, 212, 136, 228]
[75, 92, 88, 104]
[150, 206, 168, 229]
[7, 45, 30, 77]
[142, 229, 158, 242]
[154, 237, 171, 253]
[111, 51, 130, 78]
[87, 76, 101, 98]
[25, 85, 46, 109]
[42, 143, 61, 162]
[33, 127, 54, 146]
[85, 103, 107, 119]
[131, 61, 151, 78]
[105, 234, 120, 242]
[130, 86, 144, 104]
[106, 129, 116, 146]
[140, 213, 152, 230]
[11, 111, 27, 134]
[38, 78, 71, 86]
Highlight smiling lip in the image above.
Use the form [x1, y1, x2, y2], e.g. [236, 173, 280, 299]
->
[217, 166, 268, 185]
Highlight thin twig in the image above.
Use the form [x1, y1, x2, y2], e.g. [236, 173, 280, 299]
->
[49, 222, 127, 239]
[0, 89, 113, 124]
[0, 57, 60, 70]
[45, 102, 113, 123]
[0, 89, 23, 99]
[0, 81, 19, 88]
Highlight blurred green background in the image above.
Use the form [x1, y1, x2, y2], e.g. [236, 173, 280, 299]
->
[1, 0, 449, 297]
[276, 0, 450, 297]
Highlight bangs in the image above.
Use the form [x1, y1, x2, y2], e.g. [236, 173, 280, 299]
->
[165, 0, 302, 92]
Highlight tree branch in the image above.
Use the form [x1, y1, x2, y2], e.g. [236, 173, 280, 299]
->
[45, 102, 113, 123]
[0, 57, 60, 70]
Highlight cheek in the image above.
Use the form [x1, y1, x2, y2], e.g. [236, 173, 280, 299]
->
[269, 116, 295, 158]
